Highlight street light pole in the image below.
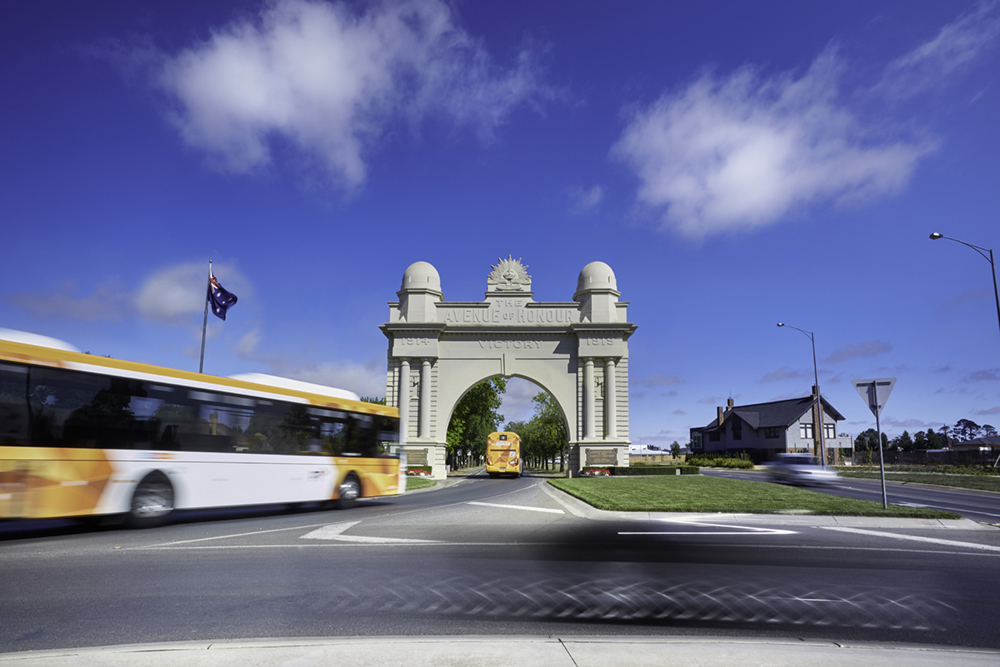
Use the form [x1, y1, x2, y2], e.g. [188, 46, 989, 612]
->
[777, 323, 826, 466]
[929, 232, 1000, 338]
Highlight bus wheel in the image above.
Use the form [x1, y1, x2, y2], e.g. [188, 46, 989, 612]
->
[336, 474, 361, 510]
[488, 472, 499, 479]
[128, 472, 174, 528]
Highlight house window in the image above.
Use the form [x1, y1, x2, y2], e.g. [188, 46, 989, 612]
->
[764, 427, 780, 439]
[823, 423, 836, 439]
[800, 423, 814, 439]
[708, 431, 721, 442]
[732, 421, 742, 441]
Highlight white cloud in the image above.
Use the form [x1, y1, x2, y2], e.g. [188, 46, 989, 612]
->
[155, 0, 550, 189]
[936, 288, 990, 315]
[824, 341, 893, 364]
[278, 360, 387, 398]
[631, 372, 685, 388]
[760, 366, 809, 383]
[613, 47, 934, 239]
[136, 262, 249, 324]
[236, 327, 261, 358]
[568, 184, 604, 214]
[3, 280, 129, 322]
[499, 377, 547, 425]
[878, 1, 1000, 99]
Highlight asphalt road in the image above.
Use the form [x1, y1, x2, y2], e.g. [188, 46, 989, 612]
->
[3, 471, 1000, 655]
[702, 468, 1000, 523]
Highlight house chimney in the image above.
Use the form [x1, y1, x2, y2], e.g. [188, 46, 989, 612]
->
[727, 397, 734, 409]
[717, 406, 724, 426]
[812, 385, 819, 398]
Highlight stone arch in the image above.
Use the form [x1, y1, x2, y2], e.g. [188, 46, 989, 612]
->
[382, 257, 636, 478]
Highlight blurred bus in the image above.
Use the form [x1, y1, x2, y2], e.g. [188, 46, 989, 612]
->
[485, 431, 521, 478]
[0, 335, 402, 527]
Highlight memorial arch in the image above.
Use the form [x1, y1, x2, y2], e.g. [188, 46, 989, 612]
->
[381, 257, 636, 478]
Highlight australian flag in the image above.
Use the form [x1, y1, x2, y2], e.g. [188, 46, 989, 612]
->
[208, 270, 238, 321]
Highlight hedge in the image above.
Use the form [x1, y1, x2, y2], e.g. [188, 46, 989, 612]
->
[582, 465, 700, 476]
[686, 456, 755, 470]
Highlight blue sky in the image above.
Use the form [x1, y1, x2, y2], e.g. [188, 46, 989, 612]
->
[3, 0, 1000, 445]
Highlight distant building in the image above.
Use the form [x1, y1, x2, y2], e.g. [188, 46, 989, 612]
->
[689, 388, 851, 463]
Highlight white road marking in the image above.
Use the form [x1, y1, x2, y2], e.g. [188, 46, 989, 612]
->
[301, 521, 441, 543]
[468, 501, 564, 514]
[822, 526, 1000, 552]
[621, 517, 796, 536]
[151, 521, 334, 547]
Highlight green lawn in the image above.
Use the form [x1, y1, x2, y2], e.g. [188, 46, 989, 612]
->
[404, 477, 436, 491]
[838, 469, 1000, 493]
[549, 475, 960, 518]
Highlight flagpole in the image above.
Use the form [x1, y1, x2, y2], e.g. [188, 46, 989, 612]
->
[199, 260, 212, 374]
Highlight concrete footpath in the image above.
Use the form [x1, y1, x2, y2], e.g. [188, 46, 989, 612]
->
[3, 636, 998, 666]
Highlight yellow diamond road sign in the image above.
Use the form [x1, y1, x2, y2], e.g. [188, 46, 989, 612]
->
[852, 378, 897, 418]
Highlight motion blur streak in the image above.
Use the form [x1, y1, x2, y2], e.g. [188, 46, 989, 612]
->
[302, 575, 953, 630]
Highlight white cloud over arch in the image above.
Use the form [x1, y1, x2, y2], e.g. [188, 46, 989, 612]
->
[155, 0, 550, 189]
[613, 47, 935, 239]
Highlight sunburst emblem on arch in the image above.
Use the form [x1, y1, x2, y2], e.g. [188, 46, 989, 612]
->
[487, 255, 532, 291]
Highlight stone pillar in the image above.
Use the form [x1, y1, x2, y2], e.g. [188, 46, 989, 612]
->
[583, 358, 595, 439]
[419, 358, 432, 439]
[398, 359, 410, 445]
[604, 358, 617, 440]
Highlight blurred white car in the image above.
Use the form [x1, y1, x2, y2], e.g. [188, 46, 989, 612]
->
[766, 453, 839, 486]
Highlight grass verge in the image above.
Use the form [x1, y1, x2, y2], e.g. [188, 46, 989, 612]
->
[839, 470, 1000, 493]
[549, 475, 960, 518]
[405, 478, 436, 491]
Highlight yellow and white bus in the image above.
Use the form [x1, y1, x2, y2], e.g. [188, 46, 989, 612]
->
[485, 431, 521, 478]
[0, 334, 403, 527]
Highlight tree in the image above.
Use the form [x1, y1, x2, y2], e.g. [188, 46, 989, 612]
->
[854, 429, 889, 451]
[893, 430, 914, 452]
[953, 418, 981, 442]
[446, 379, 506, 469]
[529, 391, 568, 471]
[670, 442, 682, 458]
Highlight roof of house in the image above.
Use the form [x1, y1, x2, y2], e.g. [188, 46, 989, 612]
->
[696, 396, 845, 433]
[951, 436, 1000, 449]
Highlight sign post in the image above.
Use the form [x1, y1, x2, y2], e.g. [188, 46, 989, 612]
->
[852, 378, 896, 509]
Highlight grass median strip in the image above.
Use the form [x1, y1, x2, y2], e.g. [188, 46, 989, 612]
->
[838, 470, 1000, 493]
[549, 475, 961, 518]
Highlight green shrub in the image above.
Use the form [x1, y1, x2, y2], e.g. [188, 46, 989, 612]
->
[687, 456, 754, 470]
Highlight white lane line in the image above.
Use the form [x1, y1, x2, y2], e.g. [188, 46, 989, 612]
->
[300, 521, 441, 543]
[621, 517, 796, 536]
[468, 501, 565, 514]
[822, 526, 1000, 552]
[150, 521, 334, 547]
[618, 519, 796, 537]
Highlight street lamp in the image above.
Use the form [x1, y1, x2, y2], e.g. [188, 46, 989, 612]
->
[777, 322, 826, 466]
[929, 233, 1000, 338]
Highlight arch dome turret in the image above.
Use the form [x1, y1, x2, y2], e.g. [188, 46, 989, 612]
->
[400, 261, 442, 295]
[574, 261, 618, 300]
